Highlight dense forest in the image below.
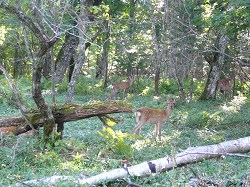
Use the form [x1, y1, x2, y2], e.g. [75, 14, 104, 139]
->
[0, 0, 249, 186]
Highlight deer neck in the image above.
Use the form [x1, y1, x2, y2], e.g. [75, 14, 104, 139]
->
[165, 105, 173, 116]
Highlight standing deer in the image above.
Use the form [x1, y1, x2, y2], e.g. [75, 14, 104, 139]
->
[110, 75, 136, 99]
[217, 78, 234, 98]
[133, 99, 176, 141]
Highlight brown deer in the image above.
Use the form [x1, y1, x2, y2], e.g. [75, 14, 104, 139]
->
[133, 99, 176, 141]
[217, 78, 234, 98]
[110, 75, 136, 98]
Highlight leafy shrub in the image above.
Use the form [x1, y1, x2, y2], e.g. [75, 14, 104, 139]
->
[98, 126, 134, 159]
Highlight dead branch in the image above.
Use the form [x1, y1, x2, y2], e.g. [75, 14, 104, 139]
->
[12, 136, 250, 186]
[0, 101, 133, 135]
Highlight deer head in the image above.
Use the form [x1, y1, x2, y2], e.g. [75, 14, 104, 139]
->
[217, 78, 234, 98]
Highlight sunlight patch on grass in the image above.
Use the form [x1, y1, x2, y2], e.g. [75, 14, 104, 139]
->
[132, 129, 181, 151]
[221, 96, 247, 112]
[132, 138, 152, 151]
[196, 128, 223, 142]
[60, 160, 82, 171]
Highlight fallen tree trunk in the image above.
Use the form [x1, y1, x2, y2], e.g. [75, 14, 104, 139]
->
[12, 136, 250, 186]
[0, 101, 133, 135]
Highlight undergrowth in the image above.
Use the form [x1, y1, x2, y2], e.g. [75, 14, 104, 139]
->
[0, 77, 250, 186]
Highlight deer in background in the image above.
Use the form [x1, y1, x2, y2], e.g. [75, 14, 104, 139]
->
[133, 99, 176, 141]
[110, 75, 136, 99]
[217, 78, 234, 98]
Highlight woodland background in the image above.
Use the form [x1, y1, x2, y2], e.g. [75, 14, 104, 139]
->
[0, 0, 250, 186]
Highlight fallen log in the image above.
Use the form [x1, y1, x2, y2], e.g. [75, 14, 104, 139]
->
[0, 101, 133, 135]
[11, 136, 250, 186]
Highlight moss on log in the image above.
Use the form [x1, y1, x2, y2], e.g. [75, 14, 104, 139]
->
[0, 101, 133, 135]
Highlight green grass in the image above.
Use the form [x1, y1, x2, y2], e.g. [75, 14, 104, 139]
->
[0, 85, 250, 186]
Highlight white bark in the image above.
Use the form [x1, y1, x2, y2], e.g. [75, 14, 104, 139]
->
[12, 136, 250, 186]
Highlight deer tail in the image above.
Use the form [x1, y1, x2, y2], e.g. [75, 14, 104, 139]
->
[134, 110, 142, 122]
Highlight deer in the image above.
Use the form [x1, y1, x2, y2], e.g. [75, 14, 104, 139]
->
[217, 78, 234, 98]
[110, 75, 136, 99]
[133, 99, 176, 141]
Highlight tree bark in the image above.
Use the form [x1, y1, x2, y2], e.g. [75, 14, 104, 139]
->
[149, 0, 161, 96]
[32, 58, 56, 138]
[102, 19, 110, 90]
[0, 101, 133, 135]
[65, 0, 89, 104]
[54, 31, 79, 83]
[12, 136, 250, 186]
[199, 34, 228, 100]
[0, 1, 59, 141]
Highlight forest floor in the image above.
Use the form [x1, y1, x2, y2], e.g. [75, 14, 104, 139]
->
[0, 92, 250, 186]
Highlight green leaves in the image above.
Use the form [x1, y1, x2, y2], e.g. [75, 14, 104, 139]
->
[98, 126, 134, 158]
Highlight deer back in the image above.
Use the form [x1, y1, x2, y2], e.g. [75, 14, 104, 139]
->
[218, 79, 233, 92]
[135, 107, 168, 124]
[112, 82, 130, 89]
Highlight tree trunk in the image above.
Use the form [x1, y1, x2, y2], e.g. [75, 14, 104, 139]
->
[199, 34, 228, 100]
[96, 38, 103, 79]
[32, 58, 55, 138]
[102, 19, 110, 90]
[13, 34, 20, 78]
[149, 0, 161, 96]
[155, 68, 160, 96]
[65, 1, 89, 104]
[0, 101, 133, 135]
[54, 32, 79, 83]
[189, 66, 195, 100]
[1, 1, 59, 141]
[42, 52, 52, 79]
[13, 136, 250, 186]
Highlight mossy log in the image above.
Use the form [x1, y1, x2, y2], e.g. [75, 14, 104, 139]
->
[0, 101, 133, 135]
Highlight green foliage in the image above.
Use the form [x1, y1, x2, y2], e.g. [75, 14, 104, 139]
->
[98, 126, 134, 159]
[0, 77, 15, 105]
[0, 0, 249, 184]
[159, 79, 178, 95]
[56, 79, 69, 93]
[55, 76, 104, 96]
[0, 91, 250, 186]
[189, 0, 250, 36]
[39, 132, 67, 153]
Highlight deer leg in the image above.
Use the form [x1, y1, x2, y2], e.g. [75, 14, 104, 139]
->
[110, 89, 118, 98]
[155, 123, 162, 141]
[122, 89, 126, 99]
[158, 123, 163, 141]
[133, 122, 144, 135]
[155, 124, 159, 140]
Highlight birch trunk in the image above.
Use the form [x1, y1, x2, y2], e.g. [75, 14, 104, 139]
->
[12, 136, 250, 186]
